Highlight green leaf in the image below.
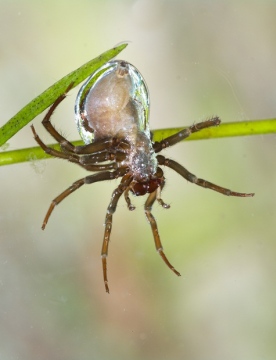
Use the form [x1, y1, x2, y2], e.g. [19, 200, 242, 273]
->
[1, 119, 275, 166]
[0, 42, 128, 146]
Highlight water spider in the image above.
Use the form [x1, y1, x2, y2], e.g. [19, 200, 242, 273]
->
[31, 60, 254, 293]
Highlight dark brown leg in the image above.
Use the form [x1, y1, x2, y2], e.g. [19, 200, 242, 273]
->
[79, 151, 114, 165]
[32, 124, 119, 171]
[155, 184, 170, 209]
[101, 174, 133, 293]
[154, 117, 221, 153]
[124, 186, 136, 211]
[74, 140, 117, 155]
[38, 87, 119, 155]
[42, 170, 124, 230]
[31, 124, 80, 163]
[41, 86, 77, 153]
[144, 189, 181, 277]
[157, 155, 255, 197]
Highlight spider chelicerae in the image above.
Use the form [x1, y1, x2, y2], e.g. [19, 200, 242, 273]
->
[31, 60, 254, 293]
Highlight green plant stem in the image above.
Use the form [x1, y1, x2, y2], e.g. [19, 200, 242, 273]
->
[0, 43, 128, 146]
[1, 119, 275, 166]
[153, 119, 276, 141]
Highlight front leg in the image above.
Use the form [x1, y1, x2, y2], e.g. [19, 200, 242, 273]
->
[157, 155, 255, 197]
[31, 124, 118, 171]
[153, 117, 221, 153]
[41, 83, 77, 153]
[31, 124, 80, 163]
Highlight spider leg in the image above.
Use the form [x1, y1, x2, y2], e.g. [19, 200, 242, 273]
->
[144, 186, 181, 277]
[31, 124, 80, 163]
[32, 124, 119, 171]
[124, 186, 136, 211]
[154, 117, 221, 153]
[74, 140, 117, 155]
[157, 155, 255, 197]
[41, 84, 77, 153]
[42, 170, 124, 230]
[101, 174, 133, 293]
[38, 85, 119, 155]
[156, 184, 170, 209]
[79, 151, 114, 165]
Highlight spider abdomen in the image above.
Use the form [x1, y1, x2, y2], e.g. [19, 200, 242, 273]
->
[75, 60, 151, 146]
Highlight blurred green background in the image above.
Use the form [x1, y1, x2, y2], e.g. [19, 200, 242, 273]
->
[0, 1, 275, 359]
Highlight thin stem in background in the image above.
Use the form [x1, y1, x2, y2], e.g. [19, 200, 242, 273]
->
[0, 119, 275, 166]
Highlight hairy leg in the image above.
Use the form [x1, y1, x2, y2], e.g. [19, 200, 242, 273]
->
[153, 117, 221, 153]
[101, 174, 134, 293]
[42, 170, 125, 230]
[157, 155, 254, 197]
[144, 188, 181, 277]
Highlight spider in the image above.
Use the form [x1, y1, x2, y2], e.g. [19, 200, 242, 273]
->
[31, 60, 254, 293]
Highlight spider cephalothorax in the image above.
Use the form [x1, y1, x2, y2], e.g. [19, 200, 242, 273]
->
[31, 60, 254, 293]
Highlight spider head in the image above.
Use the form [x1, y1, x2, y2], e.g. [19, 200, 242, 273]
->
[130, 178, 162, 196]
[130, 167, 164, 196]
